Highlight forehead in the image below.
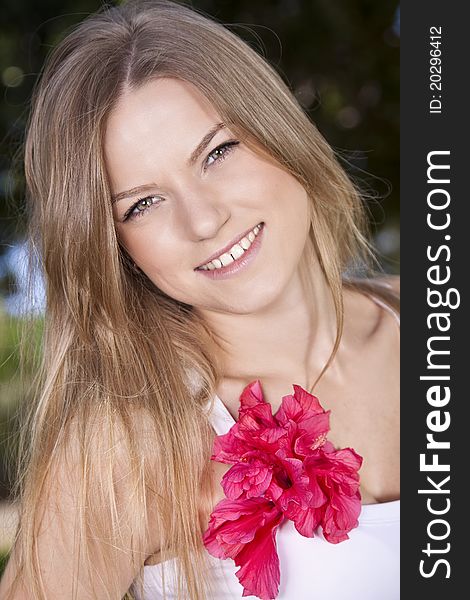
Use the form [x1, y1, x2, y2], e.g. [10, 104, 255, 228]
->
[104, 78, 221, 189]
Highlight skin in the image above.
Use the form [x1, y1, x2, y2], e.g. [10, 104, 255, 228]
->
[105, 78, 399, 511]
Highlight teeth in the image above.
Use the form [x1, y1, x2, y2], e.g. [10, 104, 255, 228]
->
[219, 252, 234, 267]
[199, 223, 263, 271]
[231, 244, 245, 260]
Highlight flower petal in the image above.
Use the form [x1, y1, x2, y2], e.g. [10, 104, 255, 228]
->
[235, 407, 287, 454]
[322, 491, 362, 543]
[274, 394, 303, 425]
[293, 412, 331, 456]
[284, 502, 324, 538]
[292, 384, 325, 414]
[273, 453, 326, 537]
[234, 506, 284, 600]
[239, 380, 266, 413]
[222, 460, 274, 500]
[304, 446, 363, 543]
[274, 386, 331, 458]
[203, 497, 284, 599]
[212, 428, 248, 463]
[203, 497, 275, 559]
[273, 454, 311, 511]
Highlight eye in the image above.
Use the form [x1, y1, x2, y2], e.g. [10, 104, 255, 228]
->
[123, 195, 162, 221]
[204, 140, 239, 170]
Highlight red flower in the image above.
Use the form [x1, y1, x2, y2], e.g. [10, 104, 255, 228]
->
[203, 498, 284, 600]
[203, 381, 363, 599]
[221, 456, 274, 500]
[305, 446, 362, 543]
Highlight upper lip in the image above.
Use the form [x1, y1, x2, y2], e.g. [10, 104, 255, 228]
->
[195, 222, 262, 269]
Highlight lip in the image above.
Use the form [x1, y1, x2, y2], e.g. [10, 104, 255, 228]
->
[194, 222, 264, 270]
[195, 223, 265, 280]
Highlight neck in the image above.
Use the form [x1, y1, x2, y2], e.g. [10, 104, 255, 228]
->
[197, 261, 339, 389]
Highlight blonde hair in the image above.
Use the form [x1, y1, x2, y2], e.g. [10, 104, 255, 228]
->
[5, 1, 398, 598]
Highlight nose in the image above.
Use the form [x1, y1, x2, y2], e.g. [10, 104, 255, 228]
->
[177, 185, 231, 242]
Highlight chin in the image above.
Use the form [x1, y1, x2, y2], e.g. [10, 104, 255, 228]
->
[221, 276, 288, 315]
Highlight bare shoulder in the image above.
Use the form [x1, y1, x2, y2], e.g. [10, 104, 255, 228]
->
[374, 274, 400, 297]
[370, 274, 400, 336]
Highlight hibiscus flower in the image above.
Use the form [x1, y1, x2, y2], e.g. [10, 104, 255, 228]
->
[203, 380, 363, 599]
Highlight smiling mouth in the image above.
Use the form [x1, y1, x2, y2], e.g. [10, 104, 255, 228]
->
[196, 223, 264, 271]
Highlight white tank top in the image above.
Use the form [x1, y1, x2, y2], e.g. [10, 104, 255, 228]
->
[130, 294, 400, 599]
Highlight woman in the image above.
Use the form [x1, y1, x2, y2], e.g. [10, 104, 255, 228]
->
[0, 0, 399, 598]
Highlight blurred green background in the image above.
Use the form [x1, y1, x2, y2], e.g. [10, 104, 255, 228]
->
[0, 0, 399, 561]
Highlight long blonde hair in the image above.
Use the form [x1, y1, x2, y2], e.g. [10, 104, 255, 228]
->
[6, 1, 398, 598]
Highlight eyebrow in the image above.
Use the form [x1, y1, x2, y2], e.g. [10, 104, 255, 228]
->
[188, 122, 226, 166]
[111, 122, 226, 205]
[111, 183, 158, 205]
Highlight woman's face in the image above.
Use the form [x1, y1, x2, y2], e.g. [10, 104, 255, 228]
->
[105, 78, 311, 315]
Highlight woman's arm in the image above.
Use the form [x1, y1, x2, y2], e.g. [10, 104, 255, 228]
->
[0, 413, 162, 599]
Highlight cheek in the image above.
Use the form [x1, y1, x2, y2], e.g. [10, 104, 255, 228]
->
[117, 226, 179, 279]
[270, 177, 311, 243]
[121, 232, 197, 304]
